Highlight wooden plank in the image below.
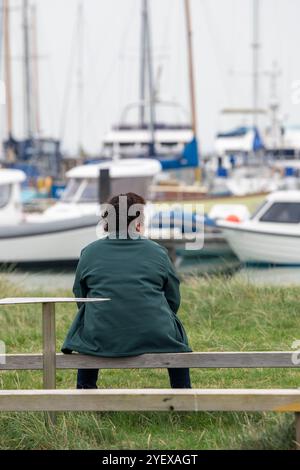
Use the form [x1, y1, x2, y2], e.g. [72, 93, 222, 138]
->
[42, 304, 56, 389]
[296, 413, 300, 450]
[1, 352, 299, 370]
[42, 303, 56, 426]
[0, 297, 110, 305]
[0, 389, 300, 412]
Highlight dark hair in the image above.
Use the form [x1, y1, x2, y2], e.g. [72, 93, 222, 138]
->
[101, 192, 146, 234]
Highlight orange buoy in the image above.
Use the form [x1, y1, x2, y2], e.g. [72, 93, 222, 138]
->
[226, 214, 241, 223]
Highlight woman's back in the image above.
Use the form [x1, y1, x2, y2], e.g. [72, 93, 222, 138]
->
[62, 237, 191, 357]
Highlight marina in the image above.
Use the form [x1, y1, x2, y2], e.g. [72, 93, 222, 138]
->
[0, 0, 299, 453]
[0, 0, 299, 276]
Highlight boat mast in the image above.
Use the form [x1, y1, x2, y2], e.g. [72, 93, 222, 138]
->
[139, 0, 146, 126]
[140, 0, 155, 153]
[31, 4, 41, 137]
[77, 1, 84, 157]
[184, 0, 200, 181]
[22, 0, 33, 138]
[145, 0, 155, 152]
[184, 0, 197, 137]
[252, 0, 260, 127]
[0, 1, 2, 61]
[3, 0, 13, 139]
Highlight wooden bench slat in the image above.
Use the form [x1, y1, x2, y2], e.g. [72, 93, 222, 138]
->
[1, 352, 299, 370]
[0, 297, 110, 305]
[0, 389, 300, 412]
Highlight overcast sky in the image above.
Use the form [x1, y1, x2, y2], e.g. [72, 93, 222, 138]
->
[2, 0, 300, 155]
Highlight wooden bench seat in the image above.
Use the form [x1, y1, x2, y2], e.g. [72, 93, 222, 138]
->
[0, 389, 300, 413]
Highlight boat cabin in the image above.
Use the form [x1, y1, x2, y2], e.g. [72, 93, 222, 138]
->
[250, 191, 300, 224]
[44, 158, 161, 219]
[102, 103, 193, 160]
[0, 169, 26, 225]
[64, 158, 161, 201]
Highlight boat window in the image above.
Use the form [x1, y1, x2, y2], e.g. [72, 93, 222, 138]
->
[250, 201, 268, 219]
[259, 202, 300, 223]
[61, 179, 82, 202]
[111, 177, 151, 200]
[0, 184, 11, 209]
[79, 179, 98, 202]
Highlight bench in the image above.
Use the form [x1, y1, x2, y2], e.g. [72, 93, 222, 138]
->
[0, 297, 300, 449]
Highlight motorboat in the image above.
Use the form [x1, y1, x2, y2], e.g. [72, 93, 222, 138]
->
[0, 159, 161, 263]
[217, 191, 300, 265]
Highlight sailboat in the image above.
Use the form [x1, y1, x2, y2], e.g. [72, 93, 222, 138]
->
[1, 0, 62, 189]
[98, 0, 200, 176]
[209, 0, 290, 196]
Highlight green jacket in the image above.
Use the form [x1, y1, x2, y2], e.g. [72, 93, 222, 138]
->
[62, 236, 191, 357]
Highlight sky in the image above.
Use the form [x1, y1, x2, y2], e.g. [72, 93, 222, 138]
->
[2, 0, 300, 155]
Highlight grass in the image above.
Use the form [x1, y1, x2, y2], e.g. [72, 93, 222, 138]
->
[0, 274, 299, 449]
[154, 194, 265, 214]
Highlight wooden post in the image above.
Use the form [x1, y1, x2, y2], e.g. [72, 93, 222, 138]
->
[42, 302, 56, 425]
[296, 413, 300, 450]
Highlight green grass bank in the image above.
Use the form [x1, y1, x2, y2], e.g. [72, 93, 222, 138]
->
[0, 275, 299, 450]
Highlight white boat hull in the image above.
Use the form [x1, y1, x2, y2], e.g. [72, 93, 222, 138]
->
[0, 216, 229, 264]
[0, 216, 100, 263]
[220, 226, 300, 265]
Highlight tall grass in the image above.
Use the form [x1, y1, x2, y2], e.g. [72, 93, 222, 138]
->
[0, 274, 299, 449]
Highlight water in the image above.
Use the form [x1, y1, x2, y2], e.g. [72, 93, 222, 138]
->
[3, 263, 300, 293]
[234, 266, 300, 286]
[3, 268, 75, 292]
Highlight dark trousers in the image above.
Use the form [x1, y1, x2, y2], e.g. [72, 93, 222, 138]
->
[77, 368, 192, 389]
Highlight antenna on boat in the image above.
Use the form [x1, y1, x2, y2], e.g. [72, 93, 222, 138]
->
[265, 61, 282, 150]
[22, 0, 33, 138]
[184, 0, 200, 182]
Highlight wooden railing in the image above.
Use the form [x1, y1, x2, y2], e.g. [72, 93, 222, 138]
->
[0, 298, 300, 449]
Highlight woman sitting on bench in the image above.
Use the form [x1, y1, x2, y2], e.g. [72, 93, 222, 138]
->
[62, 192, 192, 389]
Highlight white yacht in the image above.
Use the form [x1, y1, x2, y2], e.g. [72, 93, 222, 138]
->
[217, 191, 300, 265]
[102, 104, 194, 165]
